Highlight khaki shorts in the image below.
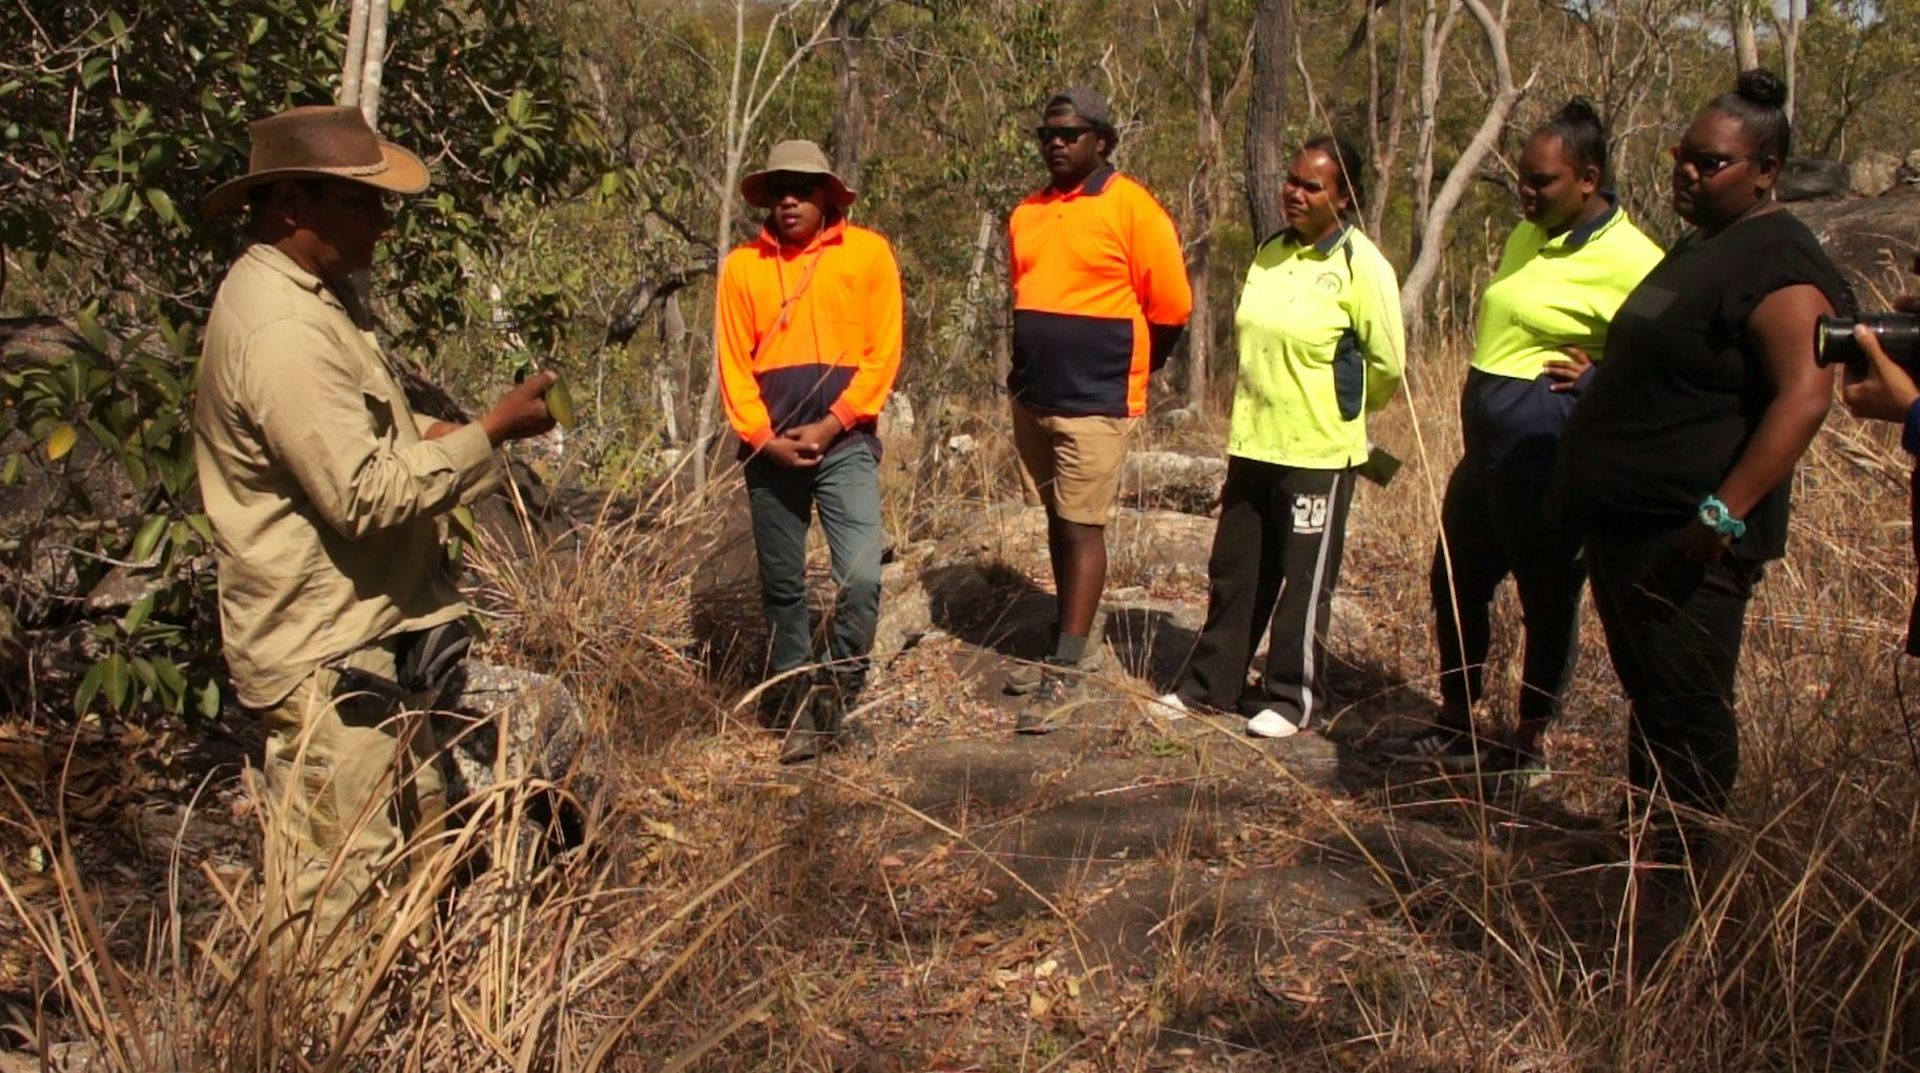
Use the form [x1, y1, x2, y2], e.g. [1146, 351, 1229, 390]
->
[1011, 400, 1138, 525]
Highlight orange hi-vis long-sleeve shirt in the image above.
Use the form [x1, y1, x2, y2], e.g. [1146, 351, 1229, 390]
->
[716, 218, 904, 457]
[1008, 165, 1192, 418]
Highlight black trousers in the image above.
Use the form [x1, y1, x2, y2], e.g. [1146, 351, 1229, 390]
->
[1177, 457, 1354, 723]
[1429, 458, 1586, 728]
[1585, 522, 1755, 817]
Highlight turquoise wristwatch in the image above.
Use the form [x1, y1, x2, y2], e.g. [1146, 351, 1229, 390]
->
[1697, 495, 1746, 539]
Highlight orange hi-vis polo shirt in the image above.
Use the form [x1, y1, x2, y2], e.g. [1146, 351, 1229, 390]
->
[1008, 164, 1192, 417]
[716, 217, 904, 458]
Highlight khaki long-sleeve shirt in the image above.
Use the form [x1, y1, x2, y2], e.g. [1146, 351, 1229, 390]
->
[194, 244, 497, 709]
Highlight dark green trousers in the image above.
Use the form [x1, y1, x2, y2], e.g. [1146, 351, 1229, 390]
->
[744, 445, 885, 676]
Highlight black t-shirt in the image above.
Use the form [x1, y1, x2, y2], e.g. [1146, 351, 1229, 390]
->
[1555, 210, 1847, 561]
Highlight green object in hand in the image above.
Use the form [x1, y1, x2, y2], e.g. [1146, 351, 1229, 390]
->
[545, 375, 576, 428]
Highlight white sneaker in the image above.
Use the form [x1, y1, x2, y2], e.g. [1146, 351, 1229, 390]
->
[1246, 709, 1304, 739]
[1155, 692, 1189, 719]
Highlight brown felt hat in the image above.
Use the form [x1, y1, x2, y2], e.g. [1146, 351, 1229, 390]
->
[203, 105, 430, 218]
[739, 140, 857, 210]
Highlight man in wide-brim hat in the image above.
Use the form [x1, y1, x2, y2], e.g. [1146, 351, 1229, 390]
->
[194, 104, 566, 966]
[715, 139, 903, 763]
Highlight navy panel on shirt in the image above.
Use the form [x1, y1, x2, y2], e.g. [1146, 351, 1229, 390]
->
[1008, 310, 1135, 416]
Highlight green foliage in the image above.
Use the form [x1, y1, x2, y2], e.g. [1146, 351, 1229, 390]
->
[0, 310, 221, 720]
[1, 0, 616, 724]
[1796, 0, 1920, 159]
[2, 2, 344, 316]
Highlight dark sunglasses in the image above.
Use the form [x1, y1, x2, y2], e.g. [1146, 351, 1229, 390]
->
[764, 174, 826, 199]
[1034, 125, 1095, 146]
[1669, 144, 1768, 178]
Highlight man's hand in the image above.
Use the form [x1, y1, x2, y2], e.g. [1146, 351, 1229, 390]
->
[759, 436, 820, 469]
[1840, 295, 1920, 424]
[1544, 345, 1593, 394]
[481, 370, 559, 445]
[784, 414, 844, 458]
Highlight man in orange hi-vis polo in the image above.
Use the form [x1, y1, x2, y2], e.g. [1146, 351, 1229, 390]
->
[1007, 88, 1192, 735]
[716, 139, 904, 763]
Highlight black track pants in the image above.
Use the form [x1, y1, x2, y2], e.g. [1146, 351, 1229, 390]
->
[1177, 456, 1354, 724]
[1429, 458, 1586, 728]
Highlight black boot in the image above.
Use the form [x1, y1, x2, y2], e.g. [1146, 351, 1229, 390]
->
[757, 671, 809, 730]
[778, 696, 822, 764]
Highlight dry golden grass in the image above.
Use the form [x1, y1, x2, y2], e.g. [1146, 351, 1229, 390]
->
[6, 322, 1920, 1069]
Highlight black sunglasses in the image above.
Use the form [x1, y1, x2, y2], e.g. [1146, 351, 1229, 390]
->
[1669, 144, 1768, 178]
[1034, 125, 1095, 146]
[765, 174, 827, 199]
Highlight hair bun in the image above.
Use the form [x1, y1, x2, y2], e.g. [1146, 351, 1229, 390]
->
[1735, 68, 1788, 109]
[1554, 96, 1602, 127]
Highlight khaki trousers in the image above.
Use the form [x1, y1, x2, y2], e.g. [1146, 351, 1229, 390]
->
[257, 642, 446, 967]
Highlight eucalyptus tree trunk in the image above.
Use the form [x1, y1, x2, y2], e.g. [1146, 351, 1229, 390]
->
[1364, 0, 1411, 236]
[1244, 0, 1293, 240]
[691, 0, 845, 491]
[336, 0, 388, 315]
[1400, 0, 1532, 337]
[829, 0, 869, 189]
[694, 0, 751, 492]
[1186, 0, 1218, 415]
[1409, 0, 1457, 269]
[339, 0, 371, 108]
[357, 0, 389, 126]
[1732, 0, 1761, 70]
[1778, 0, 1801, 120]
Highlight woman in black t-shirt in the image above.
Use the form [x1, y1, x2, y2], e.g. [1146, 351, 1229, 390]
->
[1555, 69, 1845, 836]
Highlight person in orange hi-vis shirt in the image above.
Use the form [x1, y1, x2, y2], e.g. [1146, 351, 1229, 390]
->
[1005, 88, 1192, 736]
[715, 139, 904, 764]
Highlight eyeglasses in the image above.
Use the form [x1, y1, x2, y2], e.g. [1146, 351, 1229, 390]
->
[1669, 144, 1768, 178]
[1034, 125, 1095, 146]
[764, 174, 826, 200]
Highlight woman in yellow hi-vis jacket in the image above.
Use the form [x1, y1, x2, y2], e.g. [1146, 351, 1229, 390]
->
[1392, 99, 1662, 777]
[1160, 134, 1405, 738]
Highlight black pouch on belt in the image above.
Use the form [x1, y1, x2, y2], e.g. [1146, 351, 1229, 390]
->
[395, 618, 474, 696]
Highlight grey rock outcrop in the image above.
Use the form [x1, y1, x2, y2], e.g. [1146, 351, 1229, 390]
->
[1852, 150, 1903, 198]
[1121, 450, 1226, 514]
[945, 503, 1218, 588]
[1793, 187, 1920, 299]
[1777, 158, 1850, 202]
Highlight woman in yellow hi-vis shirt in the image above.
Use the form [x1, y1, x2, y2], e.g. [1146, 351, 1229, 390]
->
[1391, 99, 1662, 775]
[1160, 134, 1405, 738]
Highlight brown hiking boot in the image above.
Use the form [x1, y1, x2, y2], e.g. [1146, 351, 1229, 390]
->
[1013, 663, 1089, 735]
[778, 704, 823, 764]
[1003, 660, 1048, 696]
[1003, 614, 1106, 696]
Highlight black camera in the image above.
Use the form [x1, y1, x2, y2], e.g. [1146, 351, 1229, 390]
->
[1814, 313, 1920, 371]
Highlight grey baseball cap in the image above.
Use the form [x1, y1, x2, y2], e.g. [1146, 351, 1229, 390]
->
[1044, 88, 1117, 141]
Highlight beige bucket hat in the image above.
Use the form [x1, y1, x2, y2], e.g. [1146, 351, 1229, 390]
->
[739, 140, 857, 209]
[203, 105, 430, 217]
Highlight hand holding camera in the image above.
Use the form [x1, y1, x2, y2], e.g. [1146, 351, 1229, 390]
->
[1839, 310, 1920, 423]
[1820, 255, 1920, 426]
[1833, 293, 1920, 425]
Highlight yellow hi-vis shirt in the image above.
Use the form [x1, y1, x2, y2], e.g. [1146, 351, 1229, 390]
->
[1470, 201, 1663, 380]
[1227, 225, 1405, 469]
